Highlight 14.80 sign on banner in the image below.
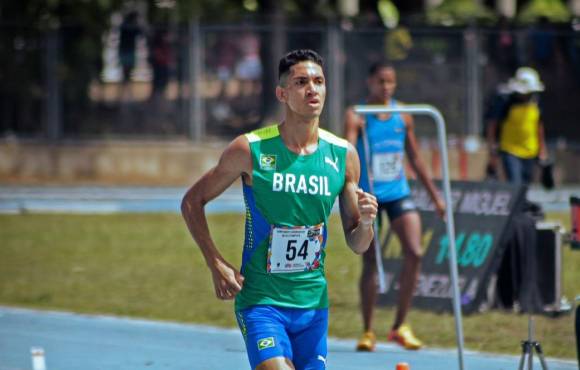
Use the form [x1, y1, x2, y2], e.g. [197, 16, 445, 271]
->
[377, 181, 526, 314]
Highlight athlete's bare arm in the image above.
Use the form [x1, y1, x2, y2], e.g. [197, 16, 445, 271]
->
[181, 135, 251, 300]
[403, 114, 446, 218]
[538, 120, 547, 161]
[344, 107, 364, 145]
[486, 118, 500, 171]
[486, 118, 499, 154]
[339, 143, 378, 254]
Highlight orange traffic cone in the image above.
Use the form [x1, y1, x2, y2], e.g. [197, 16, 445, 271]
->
[396, 362, 410, 370]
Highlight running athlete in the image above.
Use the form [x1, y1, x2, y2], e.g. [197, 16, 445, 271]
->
[344, 61, 445, 352]
[181, 49, 378, 370]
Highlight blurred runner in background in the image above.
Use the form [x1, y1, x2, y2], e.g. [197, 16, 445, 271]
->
[344, 61, 445, 352]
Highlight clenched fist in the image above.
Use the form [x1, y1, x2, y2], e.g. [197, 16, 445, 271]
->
[356, 188, 378, 226]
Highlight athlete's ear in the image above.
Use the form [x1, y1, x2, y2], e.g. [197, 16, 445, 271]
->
[275, 86, 287, 103]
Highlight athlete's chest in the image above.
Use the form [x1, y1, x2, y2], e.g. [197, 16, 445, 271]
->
[367, 116, 406, 151]
[252, 145, 344, 198]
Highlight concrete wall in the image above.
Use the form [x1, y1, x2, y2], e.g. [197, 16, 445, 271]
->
[0, 140, 577, 185]
[0, 140, 223, 186]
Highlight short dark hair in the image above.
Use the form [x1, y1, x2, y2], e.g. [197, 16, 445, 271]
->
[278, 49, 324, 85]
[368, 60, 395, 76]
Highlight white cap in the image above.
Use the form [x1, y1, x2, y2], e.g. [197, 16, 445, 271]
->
[507, 67, 545, 94]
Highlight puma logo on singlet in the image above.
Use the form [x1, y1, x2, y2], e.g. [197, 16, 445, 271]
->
[324, 156, 339, 173]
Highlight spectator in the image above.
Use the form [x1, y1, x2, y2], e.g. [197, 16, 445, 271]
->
[148, 27, 173, 103]
[118, 11, 141, 103]
[486, 67, 548, 185]
[529, 17, 557, 67]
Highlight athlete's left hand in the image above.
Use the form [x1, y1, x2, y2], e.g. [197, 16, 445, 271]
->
[356, 188, 378, 226]
[434, 196, 446, 220]
[538, 147, 548, 162]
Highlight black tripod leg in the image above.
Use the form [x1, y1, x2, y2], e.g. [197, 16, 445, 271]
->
[533, 342, 549, 370]
[576, 304, 580, 369]
[519, 341, 532, 370]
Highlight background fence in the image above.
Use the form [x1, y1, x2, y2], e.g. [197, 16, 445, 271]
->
[1, 20, 580, 145]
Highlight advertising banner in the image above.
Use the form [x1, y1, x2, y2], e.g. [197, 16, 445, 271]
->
[377, 180, 526, 314]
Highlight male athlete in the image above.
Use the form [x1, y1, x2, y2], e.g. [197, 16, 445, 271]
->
[344, 61, 445, 351]
[182, 49, 378, 370]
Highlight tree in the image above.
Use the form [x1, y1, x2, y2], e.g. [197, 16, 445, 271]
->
[0, 0, 122, 136]
[426, 0, 497, 26]
[517, 0, 571, 24]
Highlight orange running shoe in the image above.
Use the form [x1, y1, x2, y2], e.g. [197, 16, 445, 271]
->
[387, 324, 423, 350]
[356, 331, 376, 352]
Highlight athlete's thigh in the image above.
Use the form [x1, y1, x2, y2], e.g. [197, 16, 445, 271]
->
[391, 211, 422, 256]
[236, 306, 293, 369]
[289, 309, 328, 370]
[255, 357, 295, 370]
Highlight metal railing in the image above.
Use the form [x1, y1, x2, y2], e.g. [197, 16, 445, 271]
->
[354, 104, 465, 370]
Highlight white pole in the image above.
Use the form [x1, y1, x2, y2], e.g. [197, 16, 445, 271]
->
[571, 0, 580, 16]
[354, 104, 465, 370]
[189, 17, 205, 142]
[359, 123, 387, 294]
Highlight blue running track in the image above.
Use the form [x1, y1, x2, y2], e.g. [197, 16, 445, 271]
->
[0, 306, 576, 370]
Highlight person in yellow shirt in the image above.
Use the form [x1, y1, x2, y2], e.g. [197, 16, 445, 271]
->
[486, 67, 548, 184]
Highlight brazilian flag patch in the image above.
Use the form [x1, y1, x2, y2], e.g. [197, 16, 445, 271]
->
[259, 154, 277, 171]
[257, 336, 275, 350]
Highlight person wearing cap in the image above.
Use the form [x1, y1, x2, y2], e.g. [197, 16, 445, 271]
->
[486, 67, 548, 185]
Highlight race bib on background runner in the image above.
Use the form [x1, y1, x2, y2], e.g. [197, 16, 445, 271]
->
[372, 153, 403, 181]
[267, 223, 324, 273]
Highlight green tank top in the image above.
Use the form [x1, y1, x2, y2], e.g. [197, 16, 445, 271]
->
[235, 124, 348, 311]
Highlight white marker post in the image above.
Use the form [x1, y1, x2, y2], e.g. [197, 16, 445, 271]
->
[31, 347, 47, 370]
[354, 104, 465, 370]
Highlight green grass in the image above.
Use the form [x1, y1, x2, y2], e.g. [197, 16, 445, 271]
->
[0, 212, 578, 359]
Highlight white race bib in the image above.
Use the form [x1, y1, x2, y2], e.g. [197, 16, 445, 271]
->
[267, 223, 324, 273]
[372, 153, 403, 181]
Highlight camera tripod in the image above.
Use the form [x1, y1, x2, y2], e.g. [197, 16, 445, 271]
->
[518, 315, 549, 370]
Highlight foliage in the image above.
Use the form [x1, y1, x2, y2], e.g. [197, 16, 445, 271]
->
[517, 0, 571, 24]
[0, 0, 122, 135]
[426, 0, 497, 26]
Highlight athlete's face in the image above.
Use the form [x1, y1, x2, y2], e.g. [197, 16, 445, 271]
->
[277, 61, 326, 119]
[368, 67, 397, 102]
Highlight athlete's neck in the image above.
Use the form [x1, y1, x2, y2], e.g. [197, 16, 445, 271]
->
[279, 116, 319, 155]
[367, 96, 394, 120]
[367, 96, 393, 106]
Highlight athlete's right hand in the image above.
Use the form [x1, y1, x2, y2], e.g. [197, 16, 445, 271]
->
[209, 258, 245, 300]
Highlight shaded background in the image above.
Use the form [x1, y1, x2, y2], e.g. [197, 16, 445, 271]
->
[2, 0, 580, 185]
[1, 3, 579, 143]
